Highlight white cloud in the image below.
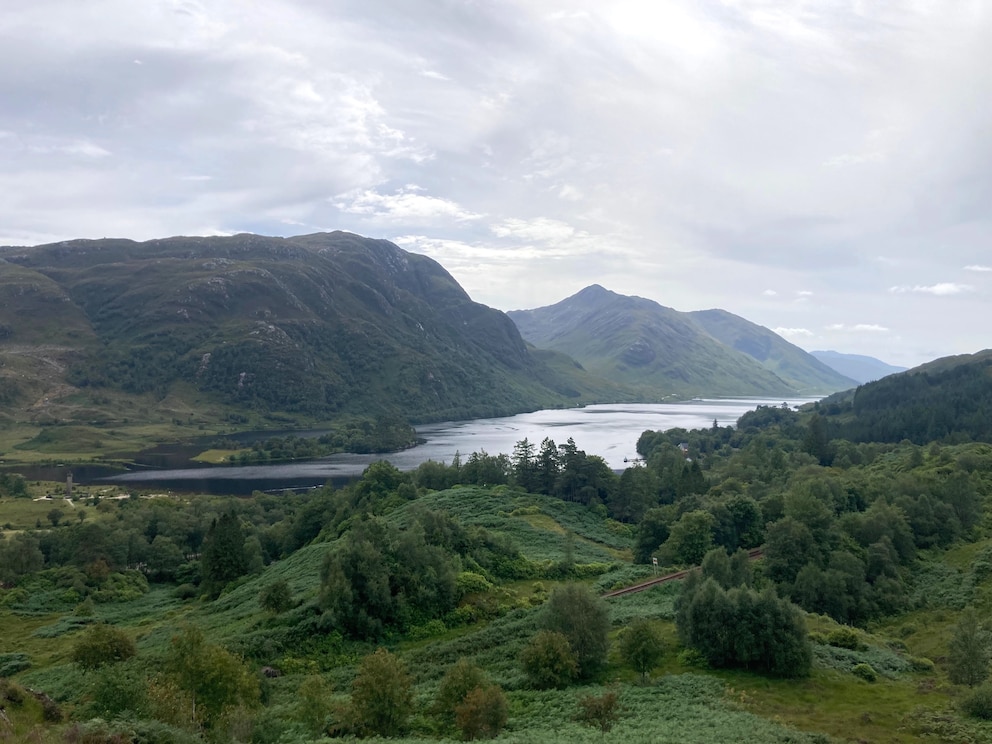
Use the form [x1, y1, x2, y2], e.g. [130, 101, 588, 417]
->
[796, 290, 813, 297]
[334, 186, 482, 222]
[889, 283, 974, 296]
[774, 327, 813, 337]
[826, 323, 889, 332]
[2, 0, 991, 366]
[762, 289, 777, 296]
[492, 217, 579, 245]
[853, 323, 889, 332]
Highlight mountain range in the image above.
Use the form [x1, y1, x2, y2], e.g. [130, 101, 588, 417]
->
[1, 232, 900, 446]
[809, 350, 907, 384]
[508, 285, 857, 398]
[0, 232, 630, 433]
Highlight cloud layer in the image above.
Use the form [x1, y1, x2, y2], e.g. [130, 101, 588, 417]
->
[2, 0, 990, 366]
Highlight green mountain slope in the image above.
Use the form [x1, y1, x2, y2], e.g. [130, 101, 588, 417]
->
[810, 350, 907, 384]
[688, 309, 858, 394]
[0, 232, 623, 433]
[818, 349, 992, 444]
[507, 285, 797, 398]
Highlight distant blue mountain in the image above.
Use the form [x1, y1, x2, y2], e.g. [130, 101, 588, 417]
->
[810, 350, 907, 384]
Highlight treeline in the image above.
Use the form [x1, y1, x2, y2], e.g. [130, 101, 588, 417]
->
[634, 405, 992, 628]
[817, 354, 992, 445]
[225, 415, 418, 463]
[0, 490, 324, 600]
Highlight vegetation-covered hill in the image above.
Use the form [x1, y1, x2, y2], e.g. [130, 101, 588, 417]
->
[508, 285, 801, 398]
[817, 349, 992, 444]
[688, 309, 857, 394]
[0, 232, 634, 457]
[810, 350, 907, 384]
[3, 392, 992, 743]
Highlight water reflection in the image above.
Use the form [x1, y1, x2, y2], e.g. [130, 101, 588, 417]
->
[98, 398, 814, 493]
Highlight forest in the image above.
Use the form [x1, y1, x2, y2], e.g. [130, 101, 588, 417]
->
[2, 400, 992, 743]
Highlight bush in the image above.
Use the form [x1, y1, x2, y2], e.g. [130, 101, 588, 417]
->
[520, 630, 579, 689]
[852, 663, 878, 682]
[297, 675, 335, 737]
[174, 583, 199, 600]
[0, 652, 31, 677]
[454, 685, 508, 740]
[457, 571, 494, 596]
[409, 619, 447, 640]
[72, 624, 137, 669]
[575, 689, 623, 734]
[258, 579, 293, 614]
[435, 658, 488, 726]
[87, 663, 148, 718]
[350, 648, 413, 737]
[961, 684, 992, 720]
[948, 609, 991, 687]
[619, 618, 665, 681]
[827, 627, 863, 650]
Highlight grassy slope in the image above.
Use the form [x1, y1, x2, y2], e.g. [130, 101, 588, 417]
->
[3, 487, 992, 743]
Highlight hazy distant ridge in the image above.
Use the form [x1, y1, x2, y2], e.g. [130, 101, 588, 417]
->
[810, 350, 907, 384]
[688, 309, 858, 394]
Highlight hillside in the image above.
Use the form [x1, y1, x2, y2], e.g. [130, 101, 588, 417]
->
[689, 309, 857, 394]
[818, 349, 992, 444]
[0, 233, 632, 458]
[508, 285, 798, 398]
[810, 350, 907, 384]
[3, 402, 992, 743]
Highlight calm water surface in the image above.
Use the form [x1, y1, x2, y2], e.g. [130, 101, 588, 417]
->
[100, 398, 815, 493]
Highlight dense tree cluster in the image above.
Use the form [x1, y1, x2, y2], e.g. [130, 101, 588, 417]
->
[676, 556, 812, 678]
[319, 507, 526, 640]
[813, 355, 992, 445]
[226, 414, 418, 464]
[634, 403, 990, 629]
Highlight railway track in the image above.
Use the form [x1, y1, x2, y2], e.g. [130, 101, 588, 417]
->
[601, 547, 764, 599]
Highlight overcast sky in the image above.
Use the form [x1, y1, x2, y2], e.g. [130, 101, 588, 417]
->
[2, 1, 990, 368]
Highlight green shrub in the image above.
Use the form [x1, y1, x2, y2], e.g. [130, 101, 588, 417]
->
[0, 652, 31, 677]
[434, 658, 488, 727]
[575, 689, 623, 734]
[619, 618, 665, 681]
[72, 623, 138, 669]
[520, 630, 579, 689]
[87, 663, 148, 718]
[852, 663, 878, 682]
[961, 684, 992, 720]
[457, 571, 494, 596]
[827, 626, 862, 650]
[454, 684, 508, 740]
[258, 579, 293, 614]
[349, 648, 413, 738]
[677, 648, 709, 668]
[409, 619, 448, 640]
[174, 583, 198, 600]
